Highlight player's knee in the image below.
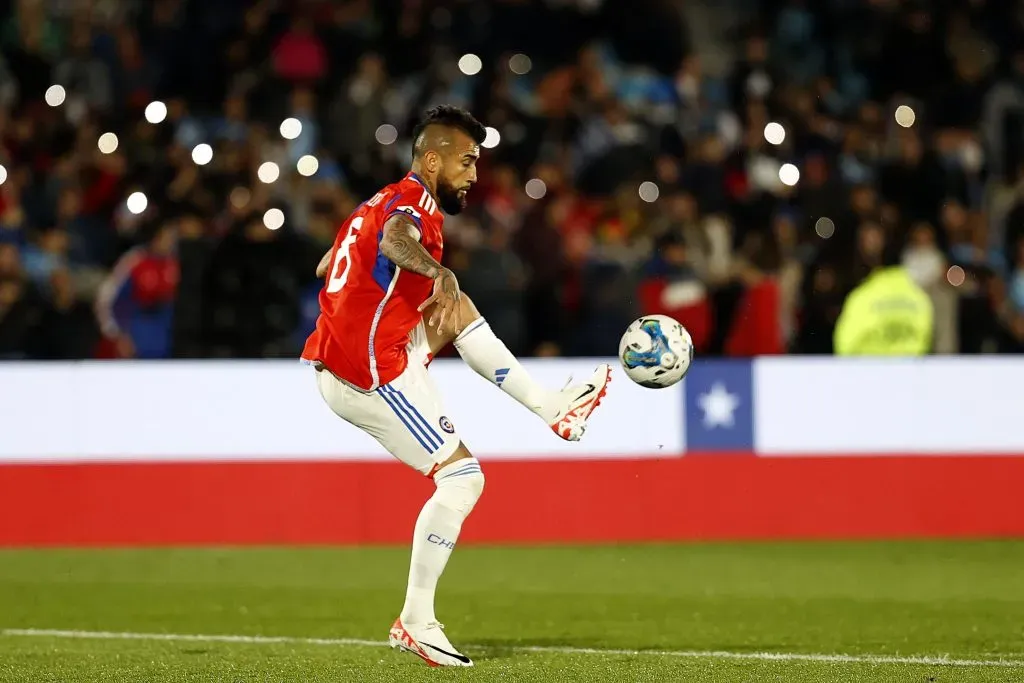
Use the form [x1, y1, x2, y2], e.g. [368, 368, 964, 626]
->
[432, 455, 485, 516]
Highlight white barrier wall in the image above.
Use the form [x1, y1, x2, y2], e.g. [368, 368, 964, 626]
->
[754, 358, 1024, 455]
[0, 360, 682, 462]
[2, 358, 1023, 462]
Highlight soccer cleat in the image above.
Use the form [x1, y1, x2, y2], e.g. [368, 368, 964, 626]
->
[388, 618, 474, 667]
[549, 363, 612, 441]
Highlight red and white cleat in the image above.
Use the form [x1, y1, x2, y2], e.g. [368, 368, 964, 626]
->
[549, 363, 612, 441]
[388, 618, 473, 667]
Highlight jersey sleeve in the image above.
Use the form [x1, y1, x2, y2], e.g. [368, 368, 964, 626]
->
[382, 188, 429, 238]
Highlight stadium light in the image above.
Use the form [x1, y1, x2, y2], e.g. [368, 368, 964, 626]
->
[263, 208, 285, 231]
[145, 101, 168, 124]
[280, 118, 302, 140]
[0, 164, 7, 186]
[458, 54, 483, 76]
[375, 124, 398, 145]
[895, 105, 916, 128]
[482, 127, 501, 149]
[258, 161, 280, 184]
[525, 178, 547, 199]
[97, 133, 119, 154]
[509, 53, 532, 75]
[764, 122, 785, 145]
[126, 192, 148, 215]
[779, 163, 800, 187]
[638, 181, 660, 203]
[192, 144, 213, 166]
[45, 85, 66, 107]
[297, 155, 319, 177]
[814, 217, 835, 239]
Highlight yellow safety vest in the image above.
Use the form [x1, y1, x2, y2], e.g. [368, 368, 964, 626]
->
[834, 267, 934, 356]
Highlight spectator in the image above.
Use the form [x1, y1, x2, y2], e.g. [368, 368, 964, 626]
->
[637, 231, 712, 353]
[53, 21, 112, 114]
[95, 222, 179, 359]
[454, 223, 528, 355]
[37, 268, 98, 359]
[0, 1, 1020, 361]
[724, 233, 784, 357]
[272, 15, 327, 85]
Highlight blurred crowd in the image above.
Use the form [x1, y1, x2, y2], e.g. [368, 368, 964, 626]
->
[1, 0, 1024, 360]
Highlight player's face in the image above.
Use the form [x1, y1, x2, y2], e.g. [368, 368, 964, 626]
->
[437, 134, 480, 215]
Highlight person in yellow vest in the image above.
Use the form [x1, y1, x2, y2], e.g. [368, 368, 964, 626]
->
[833, 254, 934, 356]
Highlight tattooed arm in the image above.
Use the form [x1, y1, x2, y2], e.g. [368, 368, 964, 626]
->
[380, 213, 461, 331]
[379, 213, 444, 278]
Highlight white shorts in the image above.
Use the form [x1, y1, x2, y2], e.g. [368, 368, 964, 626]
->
[315, 322, 460, 476]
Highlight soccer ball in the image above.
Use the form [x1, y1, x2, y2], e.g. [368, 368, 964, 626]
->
[617, 314, 694, 388]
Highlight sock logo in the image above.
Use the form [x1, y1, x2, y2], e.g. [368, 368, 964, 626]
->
[438, 416, 455, 434]
[494, 368, 510, 387]
[427, 533, 456, 550]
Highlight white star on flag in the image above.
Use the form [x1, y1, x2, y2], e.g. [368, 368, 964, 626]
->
[698, 382, 740, 429]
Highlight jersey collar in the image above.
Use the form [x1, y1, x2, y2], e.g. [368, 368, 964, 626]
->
[407, 171, 441, 207]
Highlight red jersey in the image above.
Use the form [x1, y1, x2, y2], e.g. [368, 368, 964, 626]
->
[301, 172, 444, 390]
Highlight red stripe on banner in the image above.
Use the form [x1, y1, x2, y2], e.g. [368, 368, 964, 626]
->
[1, 455, 1023, 546]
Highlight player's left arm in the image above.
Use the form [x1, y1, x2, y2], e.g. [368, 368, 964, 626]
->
[315, 249, 332, 278]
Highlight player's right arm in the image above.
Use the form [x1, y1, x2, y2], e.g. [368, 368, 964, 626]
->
[379, 213, 461, 332]
[315, 249, 332, 278]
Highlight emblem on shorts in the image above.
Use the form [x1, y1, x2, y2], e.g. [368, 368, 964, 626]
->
[439, 416, 455, 434]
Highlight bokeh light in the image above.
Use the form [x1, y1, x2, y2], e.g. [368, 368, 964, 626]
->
[280, 118, 302, 140]
[145, 101, 167, 124]
[257, 162, 280, 184]
[525, 178, 547, 199]
[45, 85, 66, 107]
[192, 143, 213, 166]
[458, 54, 483, 76]
[297, 155, 319, 177]
[482, 127, 501, 149]
[779, 163, 801, 187]
[764, 122, 786, 145]
[814, 217, 835, 239]
[229, 187, 251, 209]
[895, 105, 916, 128]
[263, 208, 285, 231]
[375, 124, 398, 145]
[509, 54, 532, 75]
[97, 133, 119, 154]
[126, 192, 148, 215]
[638, 181, 660, 203]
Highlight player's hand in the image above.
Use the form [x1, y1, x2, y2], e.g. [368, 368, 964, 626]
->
[418, 268, 461, 333]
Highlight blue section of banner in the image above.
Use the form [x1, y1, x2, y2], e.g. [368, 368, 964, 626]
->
[684, 360, 754, 452]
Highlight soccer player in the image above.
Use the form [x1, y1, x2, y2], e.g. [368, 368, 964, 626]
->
[301, 105, 610, 667]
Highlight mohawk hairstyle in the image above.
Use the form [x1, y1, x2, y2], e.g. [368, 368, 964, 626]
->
[411, 105, 487, 159]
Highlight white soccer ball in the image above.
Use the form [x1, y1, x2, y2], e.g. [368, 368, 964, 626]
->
[617, 314, 694, 388]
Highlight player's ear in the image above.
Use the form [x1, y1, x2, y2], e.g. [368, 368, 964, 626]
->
[425, 150, 440, 174]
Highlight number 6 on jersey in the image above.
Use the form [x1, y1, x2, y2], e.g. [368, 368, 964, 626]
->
[326, 217, 364, 293]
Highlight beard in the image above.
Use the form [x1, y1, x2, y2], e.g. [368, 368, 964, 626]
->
[437, 180, 467, 215]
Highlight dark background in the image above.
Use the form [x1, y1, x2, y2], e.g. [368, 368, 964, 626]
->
[1, 0, 1023, 361]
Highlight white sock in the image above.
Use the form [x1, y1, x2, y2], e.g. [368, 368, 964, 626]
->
[454, 318, 553, 420]
[400, 457, 485, 626]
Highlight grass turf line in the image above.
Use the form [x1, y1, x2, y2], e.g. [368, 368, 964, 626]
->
[1, 541, 1022, 682]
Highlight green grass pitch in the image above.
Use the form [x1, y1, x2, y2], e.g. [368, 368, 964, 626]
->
[1, 541, 1022, 682]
